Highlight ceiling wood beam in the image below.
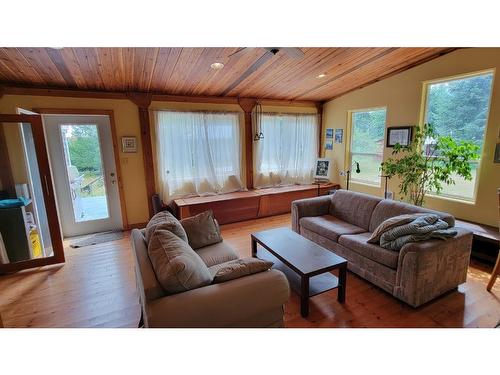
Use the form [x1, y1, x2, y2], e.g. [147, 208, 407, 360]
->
[0, 85, 319, 107]
[220, 51, 275, 96]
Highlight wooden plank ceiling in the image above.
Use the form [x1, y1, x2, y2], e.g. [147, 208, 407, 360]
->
[0, 47, 455, 102]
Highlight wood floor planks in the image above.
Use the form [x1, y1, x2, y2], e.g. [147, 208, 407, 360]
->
[0, 214, 499, 328]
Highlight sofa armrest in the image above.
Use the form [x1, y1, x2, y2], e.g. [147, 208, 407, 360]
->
[394, 227, 473, 307]
[291, 195, 332, 233]
[146, 269, 290, 327]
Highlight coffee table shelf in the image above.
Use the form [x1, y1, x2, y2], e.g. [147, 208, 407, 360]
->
[257, 249, 339, 297]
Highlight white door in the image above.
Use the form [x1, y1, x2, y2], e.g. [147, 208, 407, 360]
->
[43, 114, 122, 237]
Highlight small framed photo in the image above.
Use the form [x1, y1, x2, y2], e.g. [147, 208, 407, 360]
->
[386, 126, 412, 147]
[325, 128, 334, 139]
[334, 129, 343, 144]
[121, 136, 137, 153]
[314, 158, 331, 180]
[324, 140, 333, 151]
[494, 143, 500, 163]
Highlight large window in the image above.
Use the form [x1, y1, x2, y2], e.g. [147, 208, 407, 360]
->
[155, 111, 242, 201]
[254, 113, 319, 187]
[423, 70, 494, 201]
[349, 108, 386, 186]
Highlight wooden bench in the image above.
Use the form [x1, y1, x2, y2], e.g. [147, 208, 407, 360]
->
[172, 183, 339, 225]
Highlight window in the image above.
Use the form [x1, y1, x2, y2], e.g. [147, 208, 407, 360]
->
[423, 70, 494, 201]
[155, 111, 242, 201]
[254, 113, 319, 187]
[348, 108, 386, 186]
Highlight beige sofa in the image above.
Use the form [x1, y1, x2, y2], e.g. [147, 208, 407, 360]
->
[292, 190, 473, 307]
[131, 229, 290, 327]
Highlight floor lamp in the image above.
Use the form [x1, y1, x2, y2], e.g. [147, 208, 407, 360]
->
[346, 161, 361, 190]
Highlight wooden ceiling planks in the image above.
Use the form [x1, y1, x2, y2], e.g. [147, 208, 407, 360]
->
[0, 47, 456, 102]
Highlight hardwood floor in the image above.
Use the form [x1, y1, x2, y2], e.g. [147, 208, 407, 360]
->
[0, 214, 499, 328]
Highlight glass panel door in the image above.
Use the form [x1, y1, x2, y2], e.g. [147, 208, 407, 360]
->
[0, 114, 65, 273]
[60, 124, 110, 222]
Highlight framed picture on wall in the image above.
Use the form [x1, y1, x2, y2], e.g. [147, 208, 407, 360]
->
[326, 128, 334, 139]
[386, 126, 412, 147]
[121, 136, 137, 153]
[334, 129, 343, 143]
[324, 140, 333, 151]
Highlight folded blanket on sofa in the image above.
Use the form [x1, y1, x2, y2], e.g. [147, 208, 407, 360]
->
[379, 214, 457, 251]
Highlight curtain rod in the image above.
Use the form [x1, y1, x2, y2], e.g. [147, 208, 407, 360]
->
[152, 109, 241, 115]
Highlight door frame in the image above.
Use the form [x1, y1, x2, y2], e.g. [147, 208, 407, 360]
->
[34, 108, 129, 230]
[0, 114, 65, 273]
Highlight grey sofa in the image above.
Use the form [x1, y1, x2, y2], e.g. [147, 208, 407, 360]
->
[131, 229, 290, 327]
[292, 190, 473, 307]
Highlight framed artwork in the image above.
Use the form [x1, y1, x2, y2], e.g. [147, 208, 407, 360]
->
[494, 143, 500, 163]
[334, 129, 343, 143]
[326, 128, 334, 139]
[121, 136, 137, 153]
[324, 140, 333, 151]
[386, 126, 412, 147]
[314, 158, 331, 180]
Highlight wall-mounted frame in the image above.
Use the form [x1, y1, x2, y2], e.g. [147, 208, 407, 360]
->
[0, 114, 65, 274]
[386, 126, 413, 147]
[121, 136, 137, 153]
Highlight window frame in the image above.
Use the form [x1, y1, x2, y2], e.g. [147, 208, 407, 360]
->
[346, 106, 387, 188]
[418, 68, 495, 203]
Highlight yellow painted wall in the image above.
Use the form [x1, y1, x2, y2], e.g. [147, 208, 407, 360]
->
[0, 95, 149, 225]
[322, 48, 500, 227]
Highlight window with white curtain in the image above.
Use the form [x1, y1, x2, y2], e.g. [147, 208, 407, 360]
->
[155, 110, 243, 201]
[254, 113, 319, 187]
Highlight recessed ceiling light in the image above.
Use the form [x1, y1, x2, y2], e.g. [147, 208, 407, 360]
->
[317, 73, 327, 78]
[210, 62, 224, 70]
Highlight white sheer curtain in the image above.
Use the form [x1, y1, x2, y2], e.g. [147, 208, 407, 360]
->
[155, 111, 243, 201]
[254, 113, 319, 188]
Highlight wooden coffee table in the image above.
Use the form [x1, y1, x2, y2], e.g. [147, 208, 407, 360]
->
[251, 227, 347, 317]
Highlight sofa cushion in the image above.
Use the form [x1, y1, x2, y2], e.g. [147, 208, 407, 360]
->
[209, 258, 274, 283]
[369, 199, 455, 232]
[299, 215, 365, 242]
[147, 229, 212, 295]
[180, 210, 223, 250]
[329, 190, 382, 230]
[196, 241, 239, 267]
[338, 232, 399, 269]
[145, 211, 188, 244]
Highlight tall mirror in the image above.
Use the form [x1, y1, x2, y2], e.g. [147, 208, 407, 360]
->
[0, 114, 64, 273]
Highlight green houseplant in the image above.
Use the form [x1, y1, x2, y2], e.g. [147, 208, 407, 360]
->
[381, 124, 480, 206]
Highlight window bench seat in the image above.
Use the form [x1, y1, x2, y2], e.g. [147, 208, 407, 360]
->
[172, 183, 339, 225]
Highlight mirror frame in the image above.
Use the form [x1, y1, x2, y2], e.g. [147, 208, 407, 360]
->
[0, 114, 65, 273]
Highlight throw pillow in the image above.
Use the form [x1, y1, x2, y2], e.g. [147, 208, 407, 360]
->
[367, 213, 426, 244]
[145, 211, 188, 244]
[180, 210, 223, 250]
[210, 258, 274, 284]
[148, 229, 212, 294]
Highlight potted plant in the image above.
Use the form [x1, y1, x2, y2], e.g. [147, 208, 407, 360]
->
[381, 124, 480, 206]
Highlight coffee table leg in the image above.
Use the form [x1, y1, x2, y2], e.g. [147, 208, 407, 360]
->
[251, 238, 257, 258]
[338, 265, 347, 303]
[300, 276, 310, 317]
